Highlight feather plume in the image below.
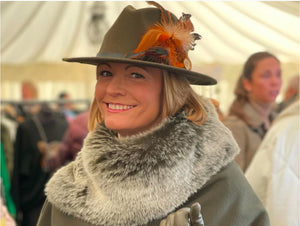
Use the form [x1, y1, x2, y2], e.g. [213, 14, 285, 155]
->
[131, 1, 201, 70]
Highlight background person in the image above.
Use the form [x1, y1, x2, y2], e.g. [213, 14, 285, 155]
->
[57, 91, 78, 122]
[44, 110, 89, 171]
[2, 80, 40, 124]
[11, 104, 68, 226]
[245, 98, 299, 226]
[223, 51, 282, 172]
[38, 2, 269, 226]
[276, 74, 299, 113]
[21, 80, 38, 101]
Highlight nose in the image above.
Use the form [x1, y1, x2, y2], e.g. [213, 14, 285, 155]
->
[106, 75, 126, 96]
[271, 73, 282, 87]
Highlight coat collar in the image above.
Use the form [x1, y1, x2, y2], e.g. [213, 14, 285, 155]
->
[45, 98, 239, 226]
[243, 103, 277, 127]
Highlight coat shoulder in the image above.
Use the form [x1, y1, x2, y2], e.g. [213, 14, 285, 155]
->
[37, 199, 93, 226]
[183, 162, 270, 226]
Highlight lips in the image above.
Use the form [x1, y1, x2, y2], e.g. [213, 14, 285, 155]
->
[270, 90, 279, 97]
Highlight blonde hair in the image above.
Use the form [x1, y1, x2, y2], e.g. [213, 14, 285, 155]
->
[88, 70, 207, 131]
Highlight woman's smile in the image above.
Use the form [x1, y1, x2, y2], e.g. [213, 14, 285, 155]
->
[106, 103, 136, 112]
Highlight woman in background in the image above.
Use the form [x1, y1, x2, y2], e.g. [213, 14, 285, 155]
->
[224, 51, 282, 172]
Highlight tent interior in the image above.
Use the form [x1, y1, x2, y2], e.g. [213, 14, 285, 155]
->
[1, 1, 300, 113]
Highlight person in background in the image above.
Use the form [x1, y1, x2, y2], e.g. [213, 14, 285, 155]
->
[1, 142, 16, 221]
[3, 80, 40, 124]
[1, 124, 15, 180]
[210, 98, 225, 122]
[57, 91, 78, 122]
[223, 51, 282, 172]
[11, 105, 68, 226]
[46, 110, 89, 171]
[276, 74, 299, 113]
[37, 2, 269, 226]
[21, 80, 38, 101]
[19, 80, 41, 121]
[1, 197, 16, 226]
[245, 98, 299, 226]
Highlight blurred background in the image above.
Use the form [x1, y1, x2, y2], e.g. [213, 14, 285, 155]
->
[1, 1, 299, 113]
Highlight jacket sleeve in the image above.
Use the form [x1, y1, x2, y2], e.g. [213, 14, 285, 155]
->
[185, 162, 270, 226]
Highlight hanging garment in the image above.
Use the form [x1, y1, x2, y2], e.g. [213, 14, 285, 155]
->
[11, 106, 68, 226]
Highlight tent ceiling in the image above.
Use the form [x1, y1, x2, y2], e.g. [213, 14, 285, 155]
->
[1, 1, 299, 65]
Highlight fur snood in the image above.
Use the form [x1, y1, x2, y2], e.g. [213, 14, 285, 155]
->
[45, 99, 239, 226]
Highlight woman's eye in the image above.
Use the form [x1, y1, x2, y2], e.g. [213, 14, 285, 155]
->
[276, 72, 282, 79]
[98, 70, 112, 78]
[131, 73, 145, 79]
[262, 73, 270, 79]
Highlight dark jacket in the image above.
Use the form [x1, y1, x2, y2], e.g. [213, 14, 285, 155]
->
[38, 99, 269, 226]
[11, 109, 68, 215]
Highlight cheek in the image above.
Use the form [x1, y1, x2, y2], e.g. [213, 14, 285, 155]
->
[137, 86, 162, 112]
[94, 83, 106, 112]
[95, 83, 104, 100]
[251, 80, 268, 91]
[149, 90, 163, 114]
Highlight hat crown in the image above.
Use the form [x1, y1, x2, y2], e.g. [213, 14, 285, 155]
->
[99, 5, 176, 55]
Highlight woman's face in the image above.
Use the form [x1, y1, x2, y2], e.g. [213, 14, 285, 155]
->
[95, 62, 163, 137]
[244, 57, 282, 104]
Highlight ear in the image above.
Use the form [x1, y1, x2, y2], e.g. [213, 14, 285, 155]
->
[243, 78, 252, 92]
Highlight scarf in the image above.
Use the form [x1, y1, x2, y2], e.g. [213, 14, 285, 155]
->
[45, 99, 239, 226]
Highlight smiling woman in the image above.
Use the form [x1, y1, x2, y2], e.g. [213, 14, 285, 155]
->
[95, 62, 163, 137]
[37, 2, 270, 226]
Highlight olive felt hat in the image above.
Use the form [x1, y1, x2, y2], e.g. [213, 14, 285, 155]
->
[63, 2, 217, 85]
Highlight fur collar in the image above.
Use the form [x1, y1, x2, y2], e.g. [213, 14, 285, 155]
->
[45, 99, 239, 226]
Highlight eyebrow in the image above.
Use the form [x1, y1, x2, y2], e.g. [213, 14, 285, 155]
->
[97, 63, 111, 69]
[97, 63, 150, 73]
[125, 64, 150, 73]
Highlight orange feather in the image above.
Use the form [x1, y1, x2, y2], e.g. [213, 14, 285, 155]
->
[132, 1, 201, 70]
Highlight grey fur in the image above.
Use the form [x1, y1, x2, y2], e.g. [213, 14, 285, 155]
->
[45, 98, 239, 226]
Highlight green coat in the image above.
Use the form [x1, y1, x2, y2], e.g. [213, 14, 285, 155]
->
[38, 162, 268, 226]
[37, 99, 269, 226]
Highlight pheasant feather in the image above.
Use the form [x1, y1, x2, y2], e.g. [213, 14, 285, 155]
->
[131, 1, 201, 70]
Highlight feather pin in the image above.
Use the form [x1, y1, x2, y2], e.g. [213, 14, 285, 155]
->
[131, 1, 201, 70]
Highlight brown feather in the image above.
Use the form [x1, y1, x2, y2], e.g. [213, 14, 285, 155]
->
[132, 1, 201, 70]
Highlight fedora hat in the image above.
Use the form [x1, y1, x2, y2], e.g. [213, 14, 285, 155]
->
[63, 2, 217, 85]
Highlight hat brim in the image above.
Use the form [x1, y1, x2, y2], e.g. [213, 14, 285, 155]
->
[63, 57, 217, 85]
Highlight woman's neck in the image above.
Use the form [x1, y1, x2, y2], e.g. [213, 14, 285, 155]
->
[249, 99, 273, 129]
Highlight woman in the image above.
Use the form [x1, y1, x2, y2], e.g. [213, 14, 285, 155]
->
[224, 51, 282, 172]
[37, 2, 269, 226]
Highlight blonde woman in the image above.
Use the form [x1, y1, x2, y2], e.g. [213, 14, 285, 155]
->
[38, 2, 269, 226]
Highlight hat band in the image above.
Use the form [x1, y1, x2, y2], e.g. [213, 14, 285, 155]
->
[97, 46, 191, 70]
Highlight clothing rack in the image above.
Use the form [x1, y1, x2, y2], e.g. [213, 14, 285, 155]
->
[0, 99, 91, 106]
[1, 99, 91, 120]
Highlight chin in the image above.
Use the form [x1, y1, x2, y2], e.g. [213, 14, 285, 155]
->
[104, 121, 127, 132]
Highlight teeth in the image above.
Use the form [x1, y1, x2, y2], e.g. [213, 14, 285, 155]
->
[108, 104, 134, 110]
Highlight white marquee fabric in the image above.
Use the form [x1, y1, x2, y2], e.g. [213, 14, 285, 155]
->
[1, 1, 299, 64]
[1, 1, 299, 112]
